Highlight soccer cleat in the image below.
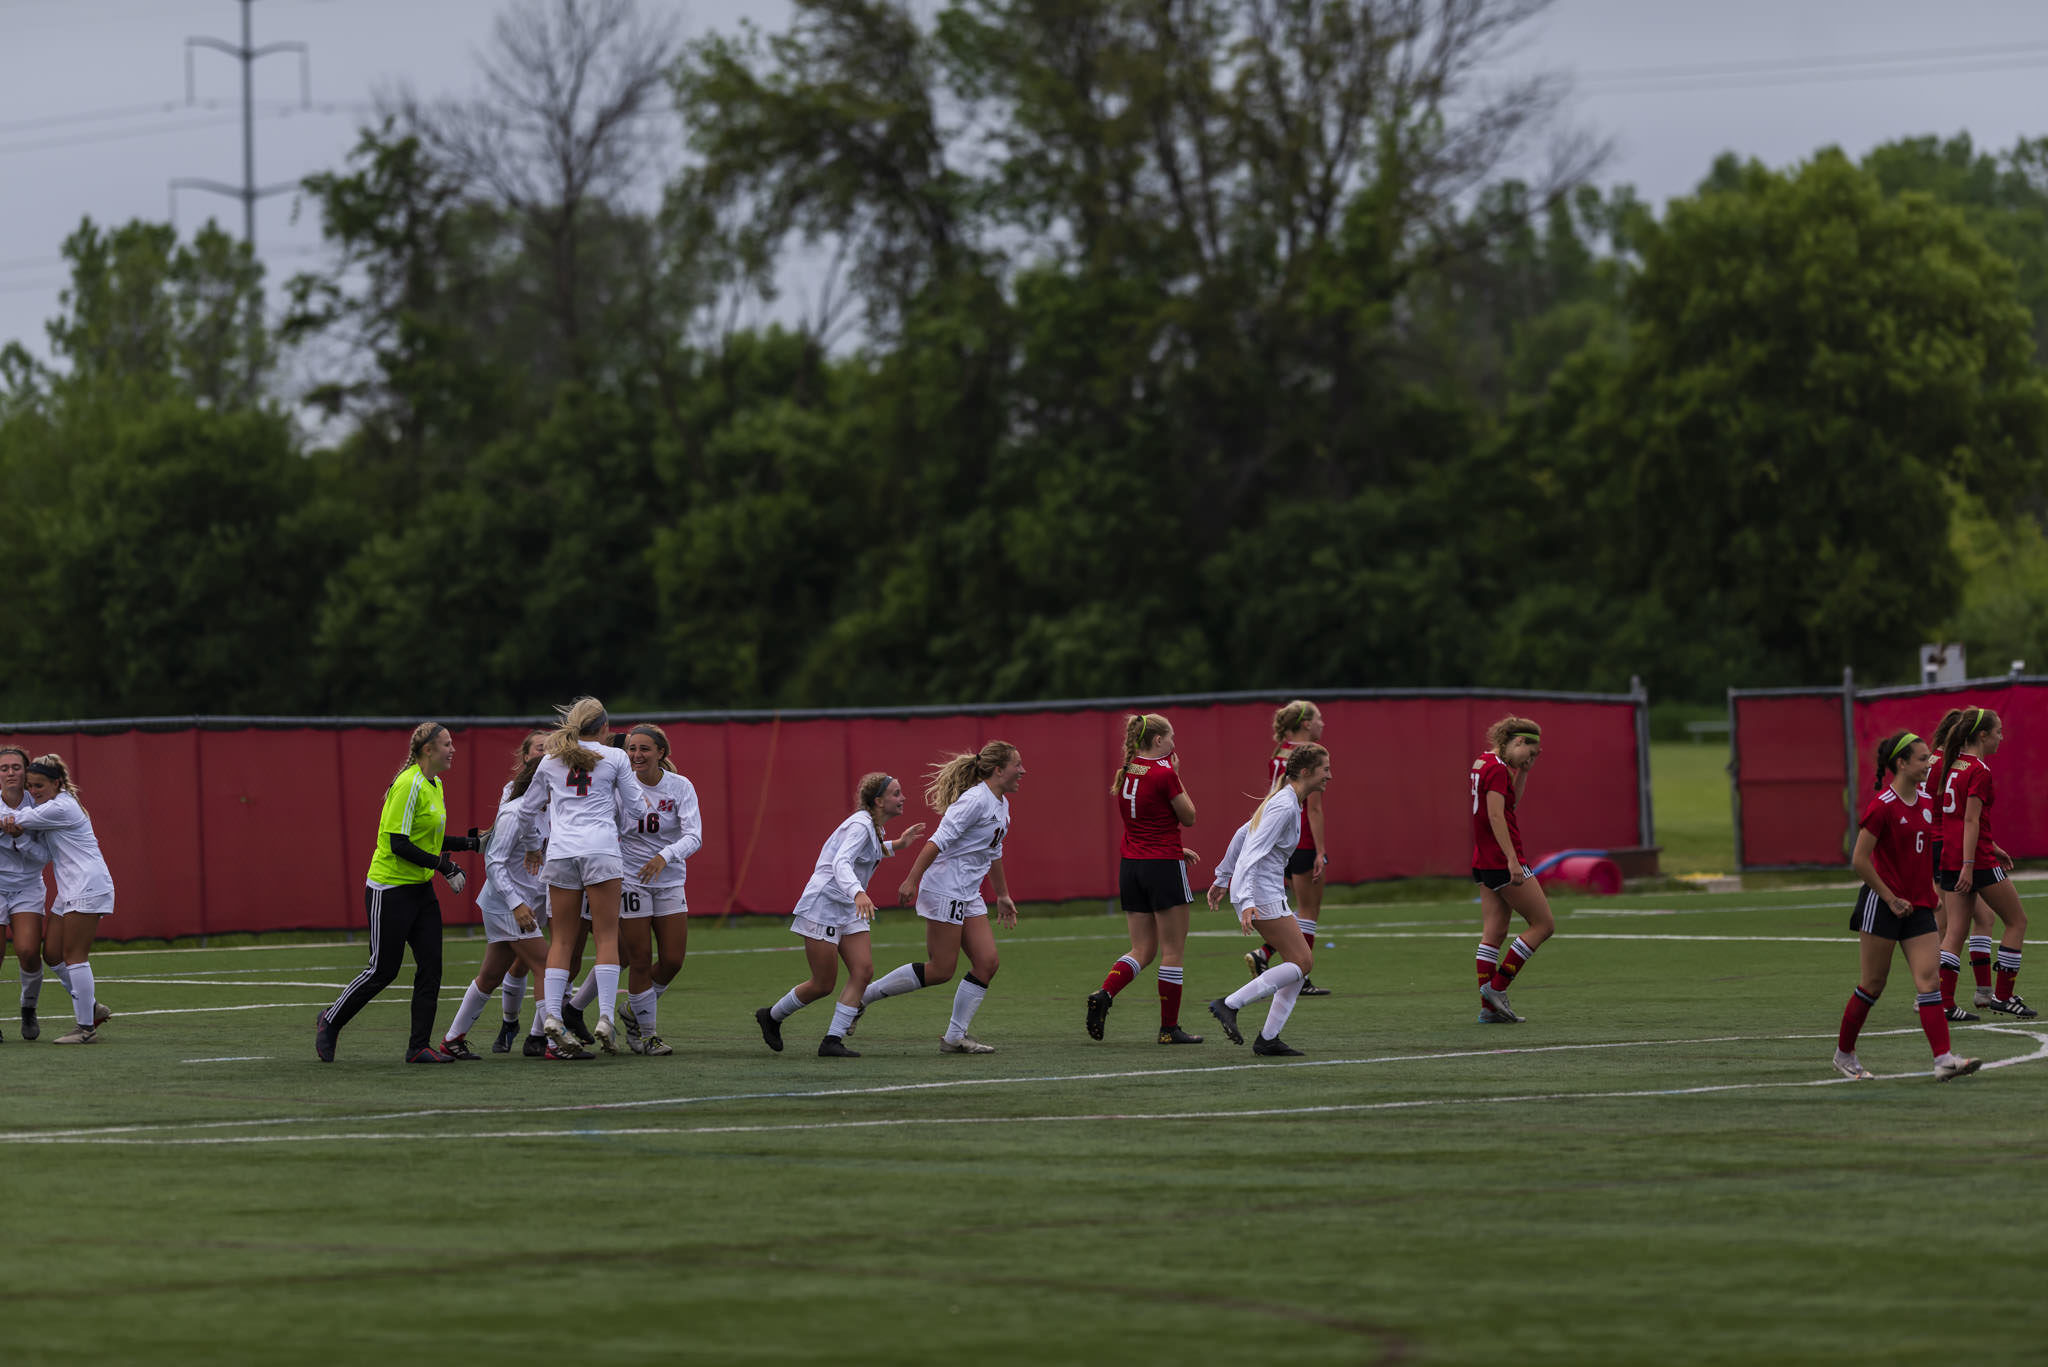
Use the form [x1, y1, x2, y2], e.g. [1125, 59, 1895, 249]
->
[544, 1040, 594, 1061]
[755, 1006, 785, 1053]
[522, 1034, 547, 1058]
[637, 1033, 673, 1056]
[492, 1018, 520, 1054]
[20, 1006, 38, 1041]
[843, 1005, 865, 1039]
[1207, 997, 1243, 1045]
[560, 1000, 594, 1044]
[1477, 1007, 1509, 1024]
[314, 1010, 337, 1062]
[52, 1023, 97, 1045]
[1935, 1053, 1983, 1082]
[593, 1017, 617, 1055]
[1298, 977, 1331, 997]
[405, 1045, 456, 1063]
[92, 1002, 112, 1026]
[619, 998, 641, 1043]
[1243, 948, 1268, 978]
[1251, 1035, 1303, 1057]
[1085, 989, 1113, 1041]
[542, 1015, 572, 1051]
[939, 1035, 996, 1054]
[1831, 1049, 1874, 1080]
[1974, 985, 1994, 1008]
[439, 1035, 482, 1061]
[1158, 1025, 1204, 1044]
[818, 1034, 860, 1058]
[1986, 995, 2038, 1019]
[1479, 983, 1524, 1023]
[1945, 1005, 1980, 1023]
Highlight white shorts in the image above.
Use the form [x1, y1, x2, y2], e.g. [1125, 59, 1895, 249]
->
[620, 881, 687, 920]
[792, 912, 871, 942]
[542, 853, 623, 890]
[1232, 881, 1293, 922]
[916, 885, 987, 925]
[51, 894, 114, 918]
[477, 890, 544, 944]
[0, 883, 43, 923]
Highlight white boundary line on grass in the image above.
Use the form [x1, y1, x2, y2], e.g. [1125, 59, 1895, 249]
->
[5, 1025, 2041, 1146]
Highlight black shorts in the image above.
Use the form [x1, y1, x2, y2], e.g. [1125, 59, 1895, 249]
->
[1285, 847, 1317, 877]
[1472, 867, 1513, 891]
[1935, 865, 2007, 893]
[1849, 887, 1938, 941]
[1929, 840, 1942, 870]
[1120, 858, 1193, 914]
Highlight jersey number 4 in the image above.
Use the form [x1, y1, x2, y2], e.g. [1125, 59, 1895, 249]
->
[1122, 776, 1141, 820]
[569, 769, 593, 797]
[1470, 771, 1482, 815]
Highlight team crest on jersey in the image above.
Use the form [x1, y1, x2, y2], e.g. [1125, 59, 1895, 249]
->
[1923, 808, 1933, 823]
[656, 798, 677, 814]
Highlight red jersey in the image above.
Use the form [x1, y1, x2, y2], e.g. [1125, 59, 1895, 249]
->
[1117, 755, 1187, 860]
[1470, 752, 1523, 869]
[1938, 756, 1995, 870]
[1928, 749, 1944, 841]
[1859, 783, 1936, 908]
[1269, 742, 1315, 850]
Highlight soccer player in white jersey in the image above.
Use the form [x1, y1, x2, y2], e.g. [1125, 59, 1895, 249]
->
[613, 723, 702, 1055]
[511, 696, 638, 1058]
[0, 746, 50, 1040]
[440, 737, 553, 1059]
[1207, 742, 1330, 1057]
[1, 754, 116, 1044]
[756, 772, 925, 1057]
[860, 741, 1024, 1053]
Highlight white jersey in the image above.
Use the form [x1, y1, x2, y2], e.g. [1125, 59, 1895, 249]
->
[1211, 821, 1251, 888]
[0, 791, 49, 889]
[513, 746, 634, 861]
[479, 781, 547, 917]
[1231, 786, 1302, 914]
[922, 781, 1010, 905]
[793, 811, 890, 923]
[8, 791, 113, 905]
[619, 769, 703, 888]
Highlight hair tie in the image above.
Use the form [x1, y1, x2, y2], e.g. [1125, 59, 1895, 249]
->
[872, 776, 894, 803]
[1890, 731, 1920, 762]
[25, 761, 62, 780]
[1512, 729, 1541, 741]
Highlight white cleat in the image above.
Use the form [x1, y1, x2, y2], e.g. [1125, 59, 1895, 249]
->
[939, 1035, 995, 1054]
[1974, 986, 1994, 1008]
[1934, 1053, 1983, 1082]
[1479, 983, 1524, 1023]
[1831, 1049, 1874, 1080]
[593, 1016, 617, 1055]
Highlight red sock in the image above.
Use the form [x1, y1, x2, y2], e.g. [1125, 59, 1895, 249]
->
[1158, 971, 1183, 1029]
[1917, 996, 1952, 1057]
[1839, 987, 1876, 1052]
[1100, 956, 1139, 998]
[1971, 954, 1993, 989]
[1488, 938, 1533, 993]
[1475, 945, 1500, 985]
[1996, 968, 2018, 1000]
[1939, 964, 1959, 1008]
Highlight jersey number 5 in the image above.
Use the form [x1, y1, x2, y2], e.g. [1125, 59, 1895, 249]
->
[1122, 776, 1140, 820]
[1943, 770, 1963, 815]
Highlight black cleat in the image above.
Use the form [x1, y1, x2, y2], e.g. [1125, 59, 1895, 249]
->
[1986, 995, 2039, 1019]
[1252, 1035, 1304, 1057]
[19, 1006, 37, 1041]
[1298, 977, 1331, 996]
[1085, 990, 1112, 1041]
[406, 1045, 457, 1063]
[1944, 1005, 1980, 1023]
[1207, 997, 1243, 1045]
[439, 1035, 483, 1061]
[314, 1010, 337, 1063]
[756, 1006, 785, 1053]
[1158, 1025, 1204, 1045]
[522, 1033, 547, 1058]
[560, 1000, 594, 1044]
[544, 1040, 594, 1061]
[492, 1017, 520, 1054]
[818, 1034, 860, 1058]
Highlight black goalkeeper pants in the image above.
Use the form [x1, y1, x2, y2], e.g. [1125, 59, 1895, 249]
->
[324, 881, 443, 1053]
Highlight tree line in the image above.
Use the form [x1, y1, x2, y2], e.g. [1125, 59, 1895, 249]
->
[3, 0, 2046, 721]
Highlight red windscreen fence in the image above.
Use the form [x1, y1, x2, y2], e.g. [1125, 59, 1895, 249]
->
[1, 688, 1648, 940]
[1732, 676, 2048, 868]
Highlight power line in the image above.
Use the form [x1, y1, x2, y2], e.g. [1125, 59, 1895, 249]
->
[0, 95, 371, 138]
[1576, 37, 2048, 85]
[1580, 51, 2048, 97]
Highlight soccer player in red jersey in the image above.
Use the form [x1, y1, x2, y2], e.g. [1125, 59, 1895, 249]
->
[1834, 730, 1980, 1080]
[1923, 708, 1976, 1017]
[1935, 708, 2034, 1017]
[1470, 716, 1552, 1024]
[1086, 714, 1203, 1044]
[1245, 701, 1330, 994]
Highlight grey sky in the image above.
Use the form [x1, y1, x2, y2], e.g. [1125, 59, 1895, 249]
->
[3, 0, 2046, 360]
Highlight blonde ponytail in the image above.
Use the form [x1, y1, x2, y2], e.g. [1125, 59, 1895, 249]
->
[1110, 713, 1168, 794]
[926, 741, 1020, 813]
[544, 696, 608, 772]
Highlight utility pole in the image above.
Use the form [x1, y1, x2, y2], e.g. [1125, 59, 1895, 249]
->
[170, 0, 310, 246]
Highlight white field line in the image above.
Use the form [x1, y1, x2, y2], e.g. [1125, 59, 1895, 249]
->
[1, 1025, 2033, 1146]
[181, 1056, 275, 1064]
[15, 1027, 2045, 1147]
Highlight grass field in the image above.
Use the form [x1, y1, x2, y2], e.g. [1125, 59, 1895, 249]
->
[1649, 740, 1736, 875]
[5, 882, 2046, 1365]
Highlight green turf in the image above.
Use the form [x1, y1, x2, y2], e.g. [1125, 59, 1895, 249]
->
[4, 885, 2046, 1365]
[1651, 740, 1737, 875]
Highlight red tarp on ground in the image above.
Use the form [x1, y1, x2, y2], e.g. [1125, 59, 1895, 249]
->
[0, 692, 1644, 938]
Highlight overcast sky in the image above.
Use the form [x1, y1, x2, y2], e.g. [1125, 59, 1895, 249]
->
[4, 0, 2047, 360]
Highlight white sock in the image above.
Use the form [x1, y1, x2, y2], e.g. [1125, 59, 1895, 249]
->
[543, 968, 569, 1022]
[1260, 975, 1304, 1040]
[654, 979, 669, 998]
[593, 964, 620, 1023]
[629, 988, 658, 1035]
[571, 973, 598, 1011]
[447, 981, 490, 1040]
[862, 962, 924, 1006]
[52, 962, 75, 998]
[20, 966, 40, 1008]
[528, 1008, 548, 1037]
[944, 976, 988, 1042]
[1226, 960, 1303, 1010]
[829, 1001, 860, 1037]
[770, 988, 806, 1022]
[69, 963, 95, 1027]
[501, 975, 526, 1023]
